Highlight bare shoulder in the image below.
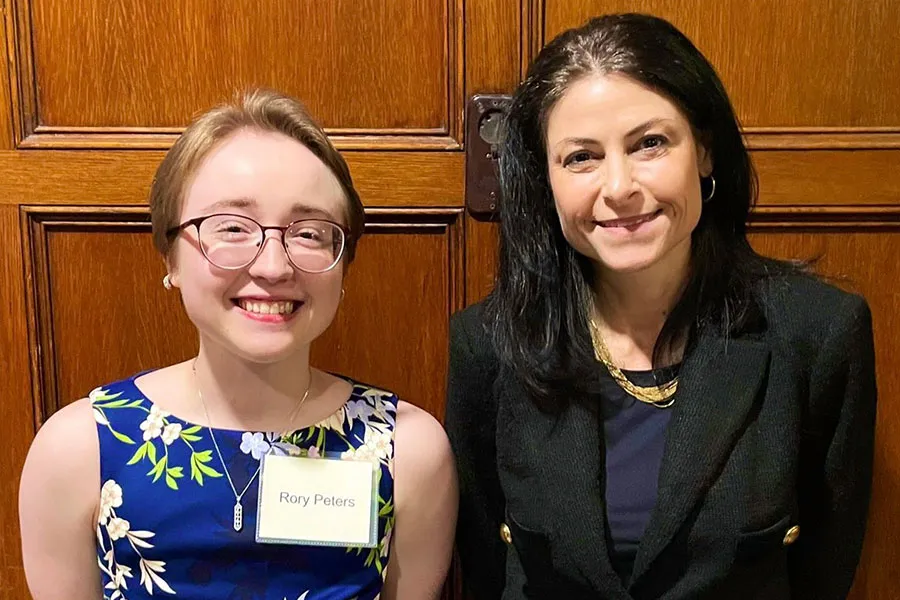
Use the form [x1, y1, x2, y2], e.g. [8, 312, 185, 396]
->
[24, 397, 99, 475]
[20, 397, 100, 530]
[383, 402, 458, 598]
[395, 401, 453, 460]
[20, 398, 104, 598]
[393, 401, 455, 486]
[21, 397, 99, 498]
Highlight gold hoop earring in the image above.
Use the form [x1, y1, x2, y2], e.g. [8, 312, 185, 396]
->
[340, 288, 345, 300]
[702, 175, 716, 203]
[163, 274, 173, 290]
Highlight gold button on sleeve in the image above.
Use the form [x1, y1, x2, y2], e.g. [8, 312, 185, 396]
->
[783, 525, 800, 546]
[500, 523, 512, 545]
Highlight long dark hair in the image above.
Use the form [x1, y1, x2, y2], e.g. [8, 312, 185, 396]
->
[485, 13, 798, 410]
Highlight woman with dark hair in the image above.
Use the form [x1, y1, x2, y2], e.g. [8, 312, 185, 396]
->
[447, 13, 876, 600]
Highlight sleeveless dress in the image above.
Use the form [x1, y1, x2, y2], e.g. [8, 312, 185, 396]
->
[91, 373, 397, 600]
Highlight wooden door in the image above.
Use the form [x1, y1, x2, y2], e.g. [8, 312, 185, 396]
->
[1, 1, 897, 599]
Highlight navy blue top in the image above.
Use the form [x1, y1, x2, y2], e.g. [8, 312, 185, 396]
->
[599, 365, 678, 582]
[92, 373, 398, 600]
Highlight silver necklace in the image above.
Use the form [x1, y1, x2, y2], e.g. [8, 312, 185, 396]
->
[194, 363, 311, 531]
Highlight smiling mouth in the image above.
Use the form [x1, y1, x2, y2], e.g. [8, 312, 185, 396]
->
[595, 209, 663, 228]
[233, 299, 302, 315]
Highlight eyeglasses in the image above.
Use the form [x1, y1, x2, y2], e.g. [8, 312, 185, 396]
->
[166, 213, 348, 274]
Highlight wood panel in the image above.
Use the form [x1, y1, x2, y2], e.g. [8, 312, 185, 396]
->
[0, 205, 33, 597]
[0, 150, 465, 207]
[0, 5, 14, 150]
[543, 0, 900, 137]
[316, 208, 465, 421]
[22, 208, 194, 421]
[464, 217, 499, 305]
[12, 0, 465, 148]
[754, 150, 900, 206]
[465, 0, 522, 98]
[23, 207, 464, 425]
[748, 221, 900, 600]
[7, 148, 896, 211]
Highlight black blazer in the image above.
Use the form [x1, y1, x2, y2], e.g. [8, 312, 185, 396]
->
[446, 275, 877, 600]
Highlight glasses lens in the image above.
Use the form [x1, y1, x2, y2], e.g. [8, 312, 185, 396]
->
[197, 215, 262, 269]
[285, 220, 346, 273]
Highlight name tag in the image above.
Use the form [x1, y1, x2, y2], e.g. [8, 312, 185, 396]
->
[255, 453, 378, 547]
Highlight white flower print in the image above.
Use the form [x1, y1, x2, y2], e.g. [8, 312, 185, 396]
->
[98, 480, 123, 525]
[364, 426, 393, 461]
[362, 388, 397, 427]
[107, 517, 131, 541]
[160, 423, 182, 446]
[377, 402, 397, 428]
[96, 479, 175, 596]
[111, 562, 132, 589]
[319, 406, 348, 433]
[361, 386, 392, 401]
[139, 559, 175, 595]
[306, 446, 320, 459]
[341, 444, 374, 461]
[92, 407, 109, 426]
[240, 432, 271, 460]
[139, 405, 168, 441]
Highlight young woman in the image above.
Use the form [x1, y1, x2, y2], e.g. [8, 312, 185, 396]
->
[447, 14, 876, 600]
[20, 89, 457, 600]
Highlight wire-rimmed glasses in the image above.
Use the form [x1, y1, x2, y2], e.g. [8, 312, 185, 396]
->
[166, 213, 347, 274]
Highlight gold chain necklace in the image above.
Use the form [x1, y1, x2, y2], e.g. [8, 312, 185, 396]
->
[588, 318, 677, 408]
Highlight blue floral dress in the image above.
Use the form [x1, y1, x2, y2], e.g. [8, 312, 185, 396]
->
[92, 373, 397, 600]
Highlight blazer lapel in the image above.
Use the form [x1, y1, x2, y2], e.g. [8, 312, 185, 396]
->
[629, 329, 770, 585]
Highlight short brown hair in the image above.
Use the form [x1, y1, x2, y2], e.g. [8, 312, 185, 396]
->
[149, 89, 365, 262]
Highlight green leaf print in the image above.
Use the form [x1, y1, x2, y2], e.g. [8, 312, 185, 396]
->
[110, 429, 136, 445]
[195, 461, 221, 478]
[126, 441, 149, 465]
[165, 466, 184, 490]
[180, 425, 203, 443]
[190, 455, 202, 484]
[91, 389, 123, 402]
[94, 399, 132, 408]
[148, 455, 167, 482]
[94, 388, 225, 490]
[126, 440, 158, 466]
[189, 451, 222, 485]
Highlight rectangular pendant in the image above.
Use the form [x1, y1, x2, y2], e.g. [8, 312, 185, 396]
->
[233, 501, 243, 532]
